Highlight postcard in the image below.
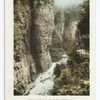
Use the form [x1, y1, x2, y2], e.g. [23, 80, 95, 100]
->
[5, 0, 96, 100]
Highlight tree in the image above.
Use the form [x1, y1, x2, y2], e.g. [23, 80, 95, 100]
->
[77, 0, 89, 50]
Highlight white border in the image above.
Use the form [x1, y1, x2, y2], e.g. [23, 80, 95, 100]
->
[0, 0, 4, 100]
[96, 0, 100, 100]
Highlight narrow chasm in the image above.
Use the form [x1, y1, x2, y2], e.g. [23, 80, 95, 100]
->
[14, 0, 90, 96]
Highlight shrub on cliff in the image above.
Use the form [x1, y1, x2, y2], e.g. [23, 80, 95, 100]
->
[51, 66, 89, 95]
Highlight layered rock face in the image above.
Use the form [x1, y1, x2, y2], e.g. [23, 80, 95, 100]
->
[14, 0, 54, 95]
[50, 8, 65, 62]
[62, 21, 80, 50]
[30, 0, 54, 73]
[63, 21, 79, 42]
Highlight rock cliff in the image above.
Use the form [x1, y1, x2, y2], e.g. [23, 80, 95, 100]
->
[30, 0, 54, 73]
[50, 8, 65, 62]
[14, 0, 54, 95]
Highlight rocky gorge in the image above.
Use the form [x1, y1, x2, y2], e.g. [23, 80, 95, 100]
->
[14, 0, 90, 96]
[14, 0, 54, 95]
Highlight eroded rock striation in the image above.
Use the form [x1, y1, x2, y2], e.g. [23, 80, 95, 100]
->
[14, 0, 54, 95]
[30, 0, 54, 73]
[50, 8, 65, 62]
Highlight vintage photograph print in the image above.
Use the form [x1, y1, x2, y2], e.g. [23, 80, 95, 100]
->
[14, 0, 90, 96]
[13, 0, 90, 96]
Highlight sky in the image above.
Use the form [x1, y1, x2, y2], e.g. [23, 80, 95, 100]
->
[54, 0, 84, 7]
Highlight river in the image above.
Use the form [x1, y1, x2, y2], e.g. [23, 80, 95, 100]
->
[29, 54, 69, 95]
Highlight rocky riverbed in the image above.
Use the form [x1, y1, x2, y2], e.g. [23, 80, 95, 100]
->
[29, 54, 69, 95]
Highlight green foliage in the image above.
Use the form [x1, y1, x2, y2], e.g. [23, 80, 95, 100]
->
[66, 41, 89, 80]
[64, 5, 82, 28]
[64, 41, 84, 64]
[77, 0, 89, 50]
[51, 39, 89, 95]
[78, 0, 89, 36]
[51, 0, 90, 96]
[14, 3, 21, 22]
[71, 60, 89, 79]
[51, 65, 89, 95]
[14, 23, 23, 51]
[63, 40, 77, 54]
